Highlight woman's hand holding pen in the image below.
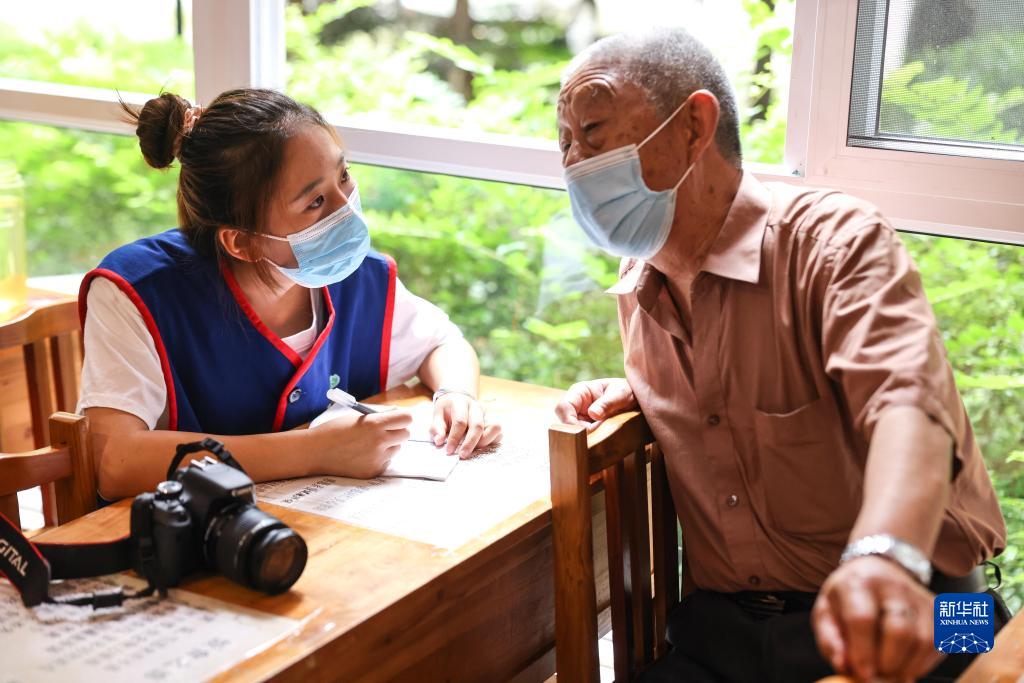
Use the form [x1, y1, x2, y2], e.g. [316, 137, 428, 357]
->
[430, 392, 502, 459]
[308, 409, 413, 478]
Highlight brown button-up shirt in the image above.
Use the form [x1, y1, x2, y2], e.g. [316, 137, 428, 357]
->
[615, 172, 1006, 593]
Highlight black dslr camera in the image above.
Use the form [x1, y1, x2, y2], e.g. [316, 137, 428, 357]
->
[0, 438, 307, 608]
[130, 438, 307, 596]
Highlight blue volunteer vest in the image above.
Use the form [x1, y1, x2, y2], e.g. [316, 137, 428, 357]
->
[80, 228, 396, 434]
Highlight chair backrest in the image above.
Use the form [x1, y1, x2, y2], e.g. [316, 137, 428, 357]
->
[0, 412, 96, 529]
[0, 298, 82, 525]
[549, 412, 679, 682]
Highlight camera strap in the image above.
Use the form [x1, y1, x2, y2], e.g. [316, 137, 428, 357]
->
[0, 512, 143, 608]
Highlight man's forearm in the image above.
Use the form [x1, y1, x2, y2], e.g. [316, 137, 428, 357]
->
[849, 405, 952, 555]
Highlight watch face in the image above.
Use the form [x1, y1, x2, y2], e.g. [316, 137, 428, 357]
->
[873, 535, 895, 554]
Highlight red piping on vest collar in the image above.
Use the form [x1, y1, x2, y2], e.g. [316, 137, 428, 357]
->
[219, 262, 304, 369]
[271, 285, 337, 432]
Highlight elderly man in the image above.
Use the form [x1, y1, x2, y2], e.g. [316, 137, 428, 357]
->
[555, 28, 1008, 683]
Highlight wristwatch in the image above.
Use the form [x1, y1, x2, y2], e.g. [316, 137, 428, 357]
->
[840, 534, 933, 586]
[432, 387, 477, 403]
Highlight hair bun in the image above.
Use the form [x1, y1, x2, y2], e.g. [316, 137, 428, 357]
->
[133, 92, 192, 169]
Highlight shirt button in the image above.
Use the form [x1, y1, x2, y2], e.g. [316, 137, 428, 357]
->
[726, 495, 739, 507]
[748, 575, 761, 586]
[707, 414, 721, 426]
[288, 389, 303, 404]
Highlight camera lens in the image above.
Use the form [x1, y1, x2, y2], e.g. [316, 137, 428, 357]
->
[251, 528, 307, 589]
[205, 505, 308, 594]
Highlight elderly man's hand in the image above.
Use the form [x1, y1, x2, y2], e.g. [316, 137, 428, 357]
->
[555, 378, 638, 428]
[812, 556, 942, 682]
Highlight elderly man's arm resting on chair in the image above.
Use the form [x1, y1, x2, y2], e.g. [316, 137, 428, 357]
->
[812, 406, 951, 681]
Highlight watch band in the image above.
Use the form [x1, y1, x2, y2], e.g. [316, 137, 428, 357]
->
[840, 534, 933, 586]
[432, 387, 477, 403]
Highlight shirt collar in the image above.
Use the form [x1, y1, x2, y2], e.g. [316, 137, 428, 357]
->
[605, 171, 771, 297]
[607, 259, 665, 315]
[699, 170, 770, 285]
[606, 258, 644, 295]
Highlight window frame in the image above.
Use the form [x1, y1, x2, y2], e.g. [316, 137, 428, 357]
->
[0, 0, 1021, 245]
[797, 0, 1024, 244]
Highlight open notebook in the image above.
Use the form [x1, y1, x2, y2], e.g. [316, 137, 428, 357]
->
[309, 401, 459, 481]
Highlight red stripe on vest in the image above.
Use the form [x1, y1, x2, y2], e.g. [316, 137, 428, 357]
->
[79, 269, 179, 431]
[379, 255, 398, 391]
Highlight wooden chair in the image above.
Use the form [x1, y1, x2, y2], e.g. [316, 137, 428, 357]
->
[549, 411, 680, 682]
[0, 412, 96, 528]
[0, 297, 82, 526]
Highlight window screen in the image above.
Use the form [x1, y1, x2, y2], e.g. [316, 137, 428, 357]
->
[848, 0, 1024, 161]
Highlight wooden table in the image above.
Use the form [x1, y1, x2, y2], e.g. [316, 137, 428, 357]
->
[34, 376, 610, 682]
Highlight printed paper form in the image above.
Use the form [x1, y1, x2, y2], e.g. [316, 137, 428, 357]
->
[0, 573, 298, 683]
[257, 405, 553, 549]
[310, 402, 456, 480]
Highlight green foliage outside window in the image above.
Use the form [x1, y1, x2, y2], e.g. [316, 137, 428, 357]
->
[0, 3, 1020, 609]
[880, 29, 1024, 145]
[0, 20, 193, 96]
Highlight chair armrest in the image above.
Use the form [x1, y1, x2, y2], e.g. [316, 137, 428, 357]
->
[48, 412, 97, 523]
[584, 411, 655, 477]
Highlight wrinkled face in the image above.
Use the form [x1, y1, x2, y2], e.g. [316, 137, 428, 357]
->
[557, 62, 691, 193]
[262, 124, 357, 267]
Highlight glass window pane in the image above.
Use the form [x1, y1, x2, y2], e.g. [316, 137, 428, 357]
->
[1, 121, 623, 388]
[849, 0, 1024, 160]
[286, 0, 794, 164]
[0, 121, 179, 275]
[0, 1, 194, 96]
[352, 162, 622, 387]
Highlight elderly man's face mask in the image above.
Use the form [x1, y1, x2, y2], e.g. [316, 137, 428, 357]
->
[563, 97, 695, 260]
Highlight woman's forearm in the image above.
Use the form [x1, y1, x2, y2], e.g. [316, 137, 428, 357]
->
[88, 407, 317, 500]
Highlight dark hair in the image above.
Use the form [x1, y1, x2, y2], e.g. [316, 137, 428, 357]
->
[121, 89, 336, 265]
[565, 28, 743, 167]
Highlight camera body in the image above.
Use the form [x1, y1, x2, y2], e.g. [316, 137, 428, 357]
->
[129, 440, 307, 596]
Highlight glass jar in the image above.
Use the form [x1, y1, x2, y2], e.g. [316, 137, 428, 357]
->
[0, 162, 28, 321]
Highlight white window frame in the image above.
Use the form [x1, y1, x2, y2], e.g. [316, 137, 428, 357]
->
[795, 0, 1024, 244]
[0, 0, 1021, 245]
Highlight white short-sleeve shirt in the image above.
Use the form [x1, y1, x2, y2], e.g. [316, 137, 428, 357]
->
[77, 277, 462, 429]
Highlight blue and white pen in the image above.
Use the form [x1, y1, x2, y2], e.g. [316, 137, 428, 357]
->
[326, 388, 380, 415]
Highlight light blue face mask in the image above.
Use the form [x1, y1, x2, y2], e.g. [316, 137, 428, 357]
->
[563, 99, 695, 260]
[262, 188, 370, 288]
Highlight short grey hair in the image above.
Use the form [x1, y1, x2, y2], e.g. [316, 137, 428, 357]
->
[564, 28, 742, 165]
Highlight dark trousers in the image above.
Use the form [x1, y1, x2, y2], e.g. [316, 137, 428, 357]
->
[637, 589, 1011, 683]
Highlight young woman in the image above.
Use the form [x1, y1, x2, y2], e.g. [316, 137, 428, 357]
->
[79, 89, 501, 500]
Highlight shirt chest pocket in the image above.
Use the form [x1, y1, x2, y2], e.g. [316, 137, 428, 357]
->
[753, 396, 862, 538]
